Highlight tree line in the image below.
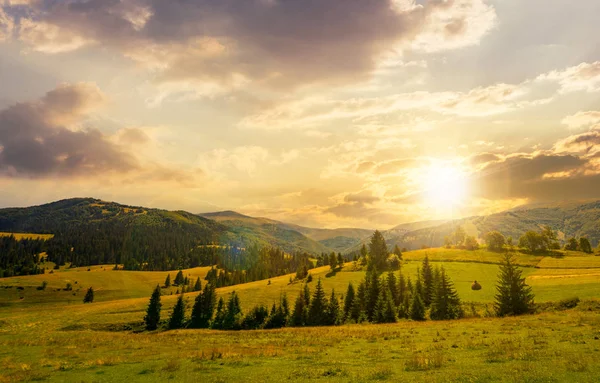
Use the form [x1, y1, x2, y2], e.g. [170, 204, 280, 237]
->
[144, 244, 534, 331]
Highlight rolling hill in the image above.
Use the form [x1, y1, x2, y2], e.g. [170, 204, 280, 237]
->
[379, 200, 600, 251]
[200, 210, 372, 253]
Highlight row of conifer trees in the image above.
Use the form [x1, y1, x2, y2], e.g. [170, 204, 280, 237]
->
[144, 255, 472, 330]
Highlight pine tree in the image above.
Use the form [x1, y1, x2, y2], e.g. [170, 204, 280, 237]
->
[397, 272, 407, 306]
[360, 244, 368, 265]
[351, 281, 366, 322]
[168, 294, 186, 329]
[144, 284, 162, 330]
[365, 269, 380, 321]
[386, 271, 399, 306]
[368, 230, 388, 272]
[375, 286, 396, 323]
[83, 287, 94, 303]
[190, 283, 216, 328]
[290, 289, 307, 327]
[414, 270, 424, 304]
[393, 244, 403, 260]
[337, 253, 344, 269]
[343, 282, 355, 322]
[410, 291, 425, 321]
[308, 279, 328, 326]
[430, 268, 463, 320]
[421, 256, 434, 307]
[327, 290, 341, 325]
[174, 270, 184, 286]
[194, 277, 201, 292]
[223, 291, 242, 330]
[212, 297, 226, 329]
[164, 274, 171, 288]
[495, 254, 535, 316]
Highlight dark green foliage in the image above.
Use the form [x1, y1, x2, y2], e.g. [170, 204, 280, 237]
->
[193, 277, 201, 292]
[368, 230, 388, 271]
[484, 231, 506, 251]
[308, 279, 329, 326]
[307, 273, 313, 283]
[168, 294, 186, 329]
[327, 290, 341, 325]
[579, 237, 592, 253]
[295, 264, 309, 280]
[189, 283, 216, 328]
[241, 305, 270, 329]
[290, 284, 310, 326]
[430, 268, 463, 320]
[374, 286, 396, 323]
[410, 291, 426, 321]
[393, 244, 402, 259]
[495, 254, 535, 316]
[343, 282, 355, 321]
[164, 274, 171, 287]
[350, 281, 366, 323]
[365, 269, 380, 321]
[83, 287, 94, 303]
[264, 294, 290, 329]
[212, 298, 226, 329]
[174, 270, 184, 286]
[0, 235, 46, 278]
[565, 237, 579, 251]
[144, 284, 162, 330]
[464, 236, 479, 250]
[222, 291, 243, 330]
[386, 254, 401, 270]
[421, 257, 433, 307]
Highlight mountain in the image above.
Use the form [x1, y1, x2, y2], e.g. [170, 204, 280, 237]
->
[380, 200, 600, 251]
[200, 211, 372, 253]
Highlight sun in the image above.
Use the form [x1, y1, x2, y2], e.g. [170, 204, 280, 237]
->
[422, 164, 468, 207]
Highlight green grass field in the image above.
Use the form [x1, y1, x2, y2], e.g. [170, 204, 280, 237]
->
[1, 248, 599, 382]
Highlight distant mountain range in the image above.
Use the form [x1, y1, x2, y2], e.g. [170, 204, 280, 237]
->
[1, 198, 599, 256]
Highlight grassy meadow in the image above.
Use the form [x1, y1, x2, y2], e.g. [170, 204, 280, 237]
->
[1, 248, 599, 382]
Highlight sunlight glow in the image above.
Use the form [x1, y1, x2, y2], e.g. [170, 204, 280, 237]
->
[422, 164, 468, 207]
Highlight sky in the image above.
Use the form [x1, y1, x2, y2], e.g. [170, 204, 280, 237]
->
[0, 0, 600, 229]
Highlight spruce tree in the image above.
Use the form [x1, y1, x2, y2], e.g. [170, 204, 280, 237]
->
[174, 270, 184, 286]
[290, 290, 307, 326]
[223, 291, 242, 330]
[327, 290, 341, 325]
[144, 284, 162, 330]
[368, 230, 389, 271]
[410, 291, 425, 321]
[386, 271, 398, 306]
[414, 270, 425, 304]
[212, 297, 226, 329]
[495, 254, 535, 316]
[375, 286, 396, 323]
[343, 282, 355, 322]
[365, 269, 380, 321]
[351, 281, 366, 322]
[397, 272, 407, 306]
[168, 294, 186, 329]
[430, 268, 463, 320]
[190, 283, 216, 328]
[308, 279, 328, 326]
[194, 277, 201, 292]
[421, 256, 434, 307]
[83, 287, 94, 303]
[164, 274, 171, 288]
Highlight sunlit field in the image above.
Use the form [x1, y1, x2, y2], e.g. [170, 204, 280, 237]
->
[1, 248, 599, 382]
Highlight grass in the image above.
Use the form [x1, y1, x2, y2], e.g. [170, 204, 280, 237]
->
[0, 232, 54, 240]
[0, 247, 599, 382]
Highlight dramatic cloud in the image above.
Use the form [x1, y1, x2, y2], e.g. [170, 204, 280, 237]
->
[0, 83, 137, 177]
[2, 0, 497, 91]
[554, 130, 600, 155]
[561, 111, 600, 130]
[472, 153, 600, 201]
[0, 8, 12, 41]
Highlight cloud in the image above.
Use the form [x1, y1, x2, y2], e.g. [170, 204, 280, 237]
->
[537, 61, 600, 93]
[561, 111, 600, 130]
[196, 146, 270, 176]
[0, 83, 138, 178]
[2, 0, 497, 92]
[553, 129, 600, 155]
[0, 7, 13, 41]
[373, 159, 418, 175]
[472, 152, 600, 201]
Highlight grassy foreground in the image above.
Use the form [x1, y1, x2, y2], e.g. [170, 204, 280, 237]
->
[1, 305, 599, 382]
[1, 248, 600, 382]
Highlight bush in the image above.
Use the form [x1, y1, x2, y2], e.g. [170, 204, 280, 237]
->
[558, 297, 580, 310]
